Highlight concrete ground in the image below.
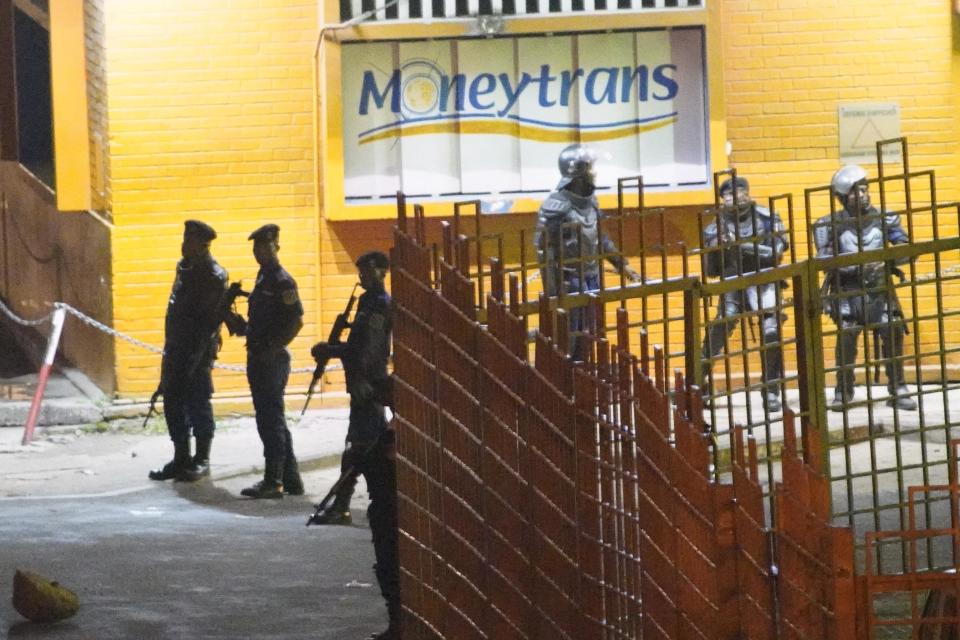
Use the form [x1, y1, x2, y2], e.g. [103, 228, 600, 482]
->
[0, 314, 394, 638]
[0, 415, 391, 640]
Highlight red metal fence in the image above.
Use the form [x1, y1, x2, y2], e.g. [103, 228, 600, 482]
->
[391, 199, 960, 639]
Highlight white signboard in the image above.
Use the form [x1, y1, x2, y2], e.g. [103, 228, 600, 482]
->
[838, 102, 901, 163]
[341, 28, 709, 201]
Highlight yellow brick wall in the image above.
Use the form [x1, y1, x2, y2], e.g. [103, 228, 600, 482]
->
[720, 0, 960, 230]
[105, 0, 319, 398]
[100, 0, 960, 397]
[719, 0, 960, 374]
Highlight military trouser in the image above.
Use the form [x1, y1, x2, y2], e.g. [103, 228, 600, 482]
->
[247, 348, 296, 473]
[834, 318, 909, 400]
[333, 400, 390, 512]
[161, 356, 215, 445]
[327, 443, 361, 513]
[563, 273, 600, 362]
[356, 432, 399, 624]
[701, 287, 784, 401]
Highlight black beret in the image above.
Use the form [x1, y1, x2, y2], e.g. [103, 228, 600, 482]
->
[356, 250, 389, 270]
[248, 224, 280, 243]
[183, 220, 217, 242]
[718, 176, 749, 197]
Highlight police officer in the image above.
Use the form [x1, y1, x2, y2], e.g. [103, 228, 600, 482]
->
[701, 176, 788, 413]
[150, 220, 228, 482]
[533, 143, 641, 360]
[310, 251, 398, 640]
[814, 165, 917, 412]
[223, 224, 306, 498]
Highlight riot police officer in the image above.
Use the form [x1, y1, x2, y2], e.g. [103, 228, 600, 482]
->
[150, 220, 228, 482]
[813, 165, 917, 412]
[310, 251, 398, 640]
[223, 224, 306, 498]
[533, 144, 641, 360]
[701, 176, 788, 413]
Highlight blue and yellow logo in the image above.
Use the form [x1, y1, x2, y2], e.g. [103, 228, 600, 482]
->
[356, 59, 679, 145]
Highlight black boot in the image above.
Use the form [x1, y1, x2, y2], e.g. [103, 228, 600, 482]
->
[149, 440, 192, 481]
[368, 621, 400, 640]
[312, 491, 353, 525]
[368, 601, 401, 639]
[180, 436, 212, 482]
[240, 458, 284, 499]
[882, 324, 918, 411]
[761, 326, 784, 414]
[282, 456, 304, 496]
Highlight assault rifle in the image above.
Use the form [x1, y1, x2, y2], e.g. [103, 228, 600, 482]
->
[220, 281, 250, 336]
[300, 283, 358, 416]
[306, 429, 389, 527]
[141, 386, 162, 429]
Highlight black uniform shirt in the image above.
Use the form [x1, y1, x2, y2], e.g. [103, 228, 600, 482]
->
[344, 285, 392, 392]
[165, 254, 228, 358]
[246, 262, 303, 352]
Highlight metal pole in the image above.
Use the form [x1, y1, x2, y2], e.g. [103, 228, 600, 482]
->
[21, 305, 67, 445]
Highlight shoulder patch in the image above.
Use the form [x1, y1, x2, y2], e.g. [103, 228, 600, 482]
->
[282, 289, 299, 305]
[540, 196, 572, 215]
[369, 313, 385, 331]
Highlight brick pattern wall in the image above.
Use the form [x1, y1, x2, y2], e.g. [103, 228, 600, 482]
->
[105, 0, 318, 397]
[84, 0, 110, 214]
[720, 0, 959, 225]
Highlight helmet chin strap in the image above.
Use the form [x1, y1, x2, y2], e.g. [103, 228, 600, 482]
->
[567, 175, 595, 197]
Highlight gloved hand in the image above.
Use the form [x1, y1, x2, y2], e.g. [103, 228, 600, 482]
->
[863, 261, 885, 284]
[222, 312, 246, 337]
[624, 265, 643, 284]
[310, 342, 329, 362]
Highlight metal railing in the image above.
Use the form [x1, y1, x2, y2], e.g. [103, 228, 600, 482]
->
[340, 0, 702, 24]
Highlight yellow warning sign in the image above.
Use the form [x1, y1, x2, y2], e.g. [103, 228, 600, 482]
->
[838, 102, 901, 162]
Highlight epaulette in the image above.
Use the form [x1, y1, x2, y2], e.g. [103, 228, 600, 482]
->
[212, 262, 229, 282]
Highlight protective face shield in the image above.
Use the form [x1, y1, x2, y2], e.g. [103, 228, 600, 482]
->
[831, 165, 870, 211]
[557, 144, 598, 192]
[718, 175, 753, 216]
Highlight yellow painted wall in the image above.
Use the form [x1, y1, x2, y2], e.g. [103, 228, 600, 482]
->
[719, 0, 960, 374]
[105, 0, 319, 398]
[97, 0, 960, 398]
[720, 0, 959, 230]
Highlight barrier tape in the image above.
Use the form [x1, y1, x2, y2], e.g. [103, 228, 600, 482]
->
[0, 299, 333, 375]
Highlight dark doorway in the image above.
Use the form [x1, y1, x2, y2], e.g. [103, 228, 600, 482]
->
[13, 6, 54, 188]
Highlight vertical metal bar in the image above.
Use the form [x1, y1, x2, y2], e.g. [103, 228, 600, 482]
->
[431, 243, 441, 290]
[490, 257, 504, 302]
[414, 203, 426, 245]
[518, 228, 529, 307]
[441, 221, 454, 266]
[793, 267, 830, 498]
[474, 203, 485, 309]
[684, 283, 703, 407]
[396, 191, 407, 232]
[1, 193, 8, 298]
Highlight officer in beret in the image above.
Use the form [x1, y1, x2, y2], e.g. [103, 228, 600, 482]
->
[150, 220, 229, 482]
[310, 250, 399, 639]
[223, 224, 305, 498]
